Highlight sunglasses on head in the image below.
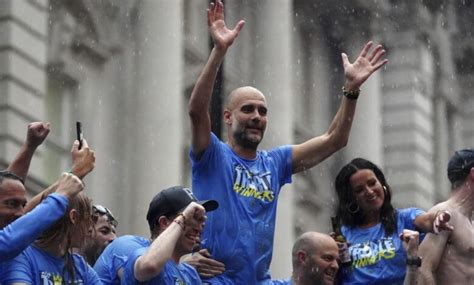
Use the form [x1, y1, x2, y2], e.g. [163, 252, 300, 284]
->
[93, 204, 118, 227]
[0, 170, 25, 185]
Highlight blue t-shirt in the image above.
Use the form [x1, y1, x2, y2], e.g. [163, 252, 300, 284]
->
[94, 235, 151, 285]
[0, 193, 68, 262]
[340, 208, 424, 285]
[0, 245, 101, 284]
[121, 247, 201, 284]
[271, 278, 292, 285]
[190, 133, 293, 284]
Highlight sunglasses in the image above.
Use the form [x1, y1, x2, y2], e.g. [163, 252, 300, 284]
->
[0, 170, 25, 185]
[93, 204, 118, 227]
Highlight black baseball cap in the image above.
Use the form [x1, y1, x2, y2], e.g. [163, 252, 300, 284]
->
[447, 148, 474, 184]
[146, 186, 218, 230]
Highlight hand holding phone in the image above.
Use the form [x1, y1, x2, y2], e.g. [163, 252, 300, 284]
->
[76, 121, 83, 150]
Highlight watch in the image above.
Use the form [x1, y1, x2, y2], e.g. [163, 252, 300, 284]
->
[406, 256, 422, 267]
[342, 86, 360, 100]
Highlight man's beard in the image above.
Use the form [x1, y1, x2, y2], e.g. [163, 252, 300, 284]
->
[233, 128, 262, 150]
[83, 241, 105, 265]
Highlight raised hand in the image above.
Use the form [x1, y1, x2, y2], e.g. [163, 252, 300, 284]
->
[208, 0, 245, 51]
[342, 41, 388, 91]
[433, 210, 454, 234]
[55, 172, 84, 200]
[26, 122, 50, 148]
[400, 229, 420, 259]
[70, 139, 96, 179]
[182, 202, 206, 229]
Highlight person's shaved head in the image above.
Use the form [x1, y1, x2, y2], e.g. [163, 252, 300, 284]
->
[291, 232, 339, 285]
[292, 232, 334, 266]
[223, 86, 268, 151]
[225, 86, 266, 110]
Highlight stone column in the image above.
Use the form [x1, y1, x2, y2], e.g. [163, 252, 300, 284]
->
[433, 97, 450, 200]
[462, 90, 474, 146]
[246, 0, 294, 278]
[0, 0, 49, 192]
[129, 0, 184, 236]
[382, 31, 435, 210]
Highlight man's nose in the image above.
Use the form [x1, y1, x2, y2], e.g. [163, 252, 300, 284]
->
[251, 110, 261, 121]
[331, 259, 339, 271]
[14, 207, 25, 219]
[109, 233, 117, 242]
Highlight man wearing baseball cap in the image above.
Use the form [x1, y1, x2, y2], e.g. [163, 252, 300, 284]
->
[117, 186, 218, 284]
[419, 148, 474, 284]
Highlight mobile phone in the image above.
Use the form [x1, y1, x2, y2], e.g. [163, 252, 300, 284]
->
[76, 121, 83, 150]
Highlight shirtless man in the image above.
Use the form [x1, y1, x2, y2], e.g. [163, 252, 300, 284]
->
[419, 148, 474, 284]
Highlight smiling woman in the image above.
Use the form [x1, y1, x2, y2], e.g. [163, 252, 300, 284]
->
[332, 158, 452, 285]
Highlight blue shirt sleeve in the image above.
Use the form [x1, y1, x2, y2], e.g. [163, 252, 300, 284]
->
[121, 248, 146, 284]
[397, 207, 425, 231]
[268, 145, 293, 186]
[0, 193, 68, 261]
[190, 132, 220, 166]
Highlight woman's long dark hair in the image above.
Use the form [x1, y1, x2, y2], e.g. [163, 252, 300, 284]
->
[335, 158, 397, 236]
[36, 192, 92, 282]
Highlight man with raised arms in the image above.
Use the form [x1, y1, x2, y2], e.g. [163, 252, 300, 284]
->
[186, 0, 388, 283]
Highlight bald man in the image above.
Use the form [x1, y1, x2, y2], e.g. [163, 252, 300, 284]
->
[286, 232, 339, 285]
[185, 1, 388, 284]
[272, 230, 421, 285]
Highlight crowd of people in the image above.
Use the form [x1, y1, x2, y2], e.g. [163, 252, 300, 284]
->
[1, 1, 472, 284]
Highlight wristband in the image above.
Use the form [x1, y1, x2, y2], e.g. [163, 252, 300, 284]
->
[173, 213, 186, 230]
[342, 86, 360, 100]
[406, 256, 422, 267]
[173, 219, 185, 230]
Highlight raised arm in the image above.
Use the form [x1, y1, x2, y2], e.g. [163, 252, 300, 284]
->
[401, 230, 421, 285]
[23, 139, 95, 213]
[0, 172, 83, 261]
[414, 210, 453, 234]
[7, 122, 50, 181]
[292, 42, 388, 173]
[133, 202, 206, 281]
[188, 0, 244, 158]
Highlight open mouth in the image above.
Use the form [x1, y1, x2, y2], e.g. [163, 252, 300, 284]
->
[186, 234, 199, 243]
[367, 195, 377, 202]
[324, 270, 336, 281]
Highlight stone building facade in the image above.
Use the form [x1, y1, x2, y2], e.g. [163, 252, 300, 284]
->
[0, 0, 472, 278]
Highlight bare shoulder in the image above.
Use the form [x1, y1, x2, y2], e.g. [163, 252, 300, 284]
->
[427, 200, 453, 212]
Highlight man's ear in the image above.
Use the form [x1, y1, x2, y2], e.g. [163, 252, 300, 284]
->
[297, 250, 307, 265]
[158, 216, 171, 230]
[468, 167, 474, 182]
[223, 108, 232, 125]
[69, 209, 78, 225]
